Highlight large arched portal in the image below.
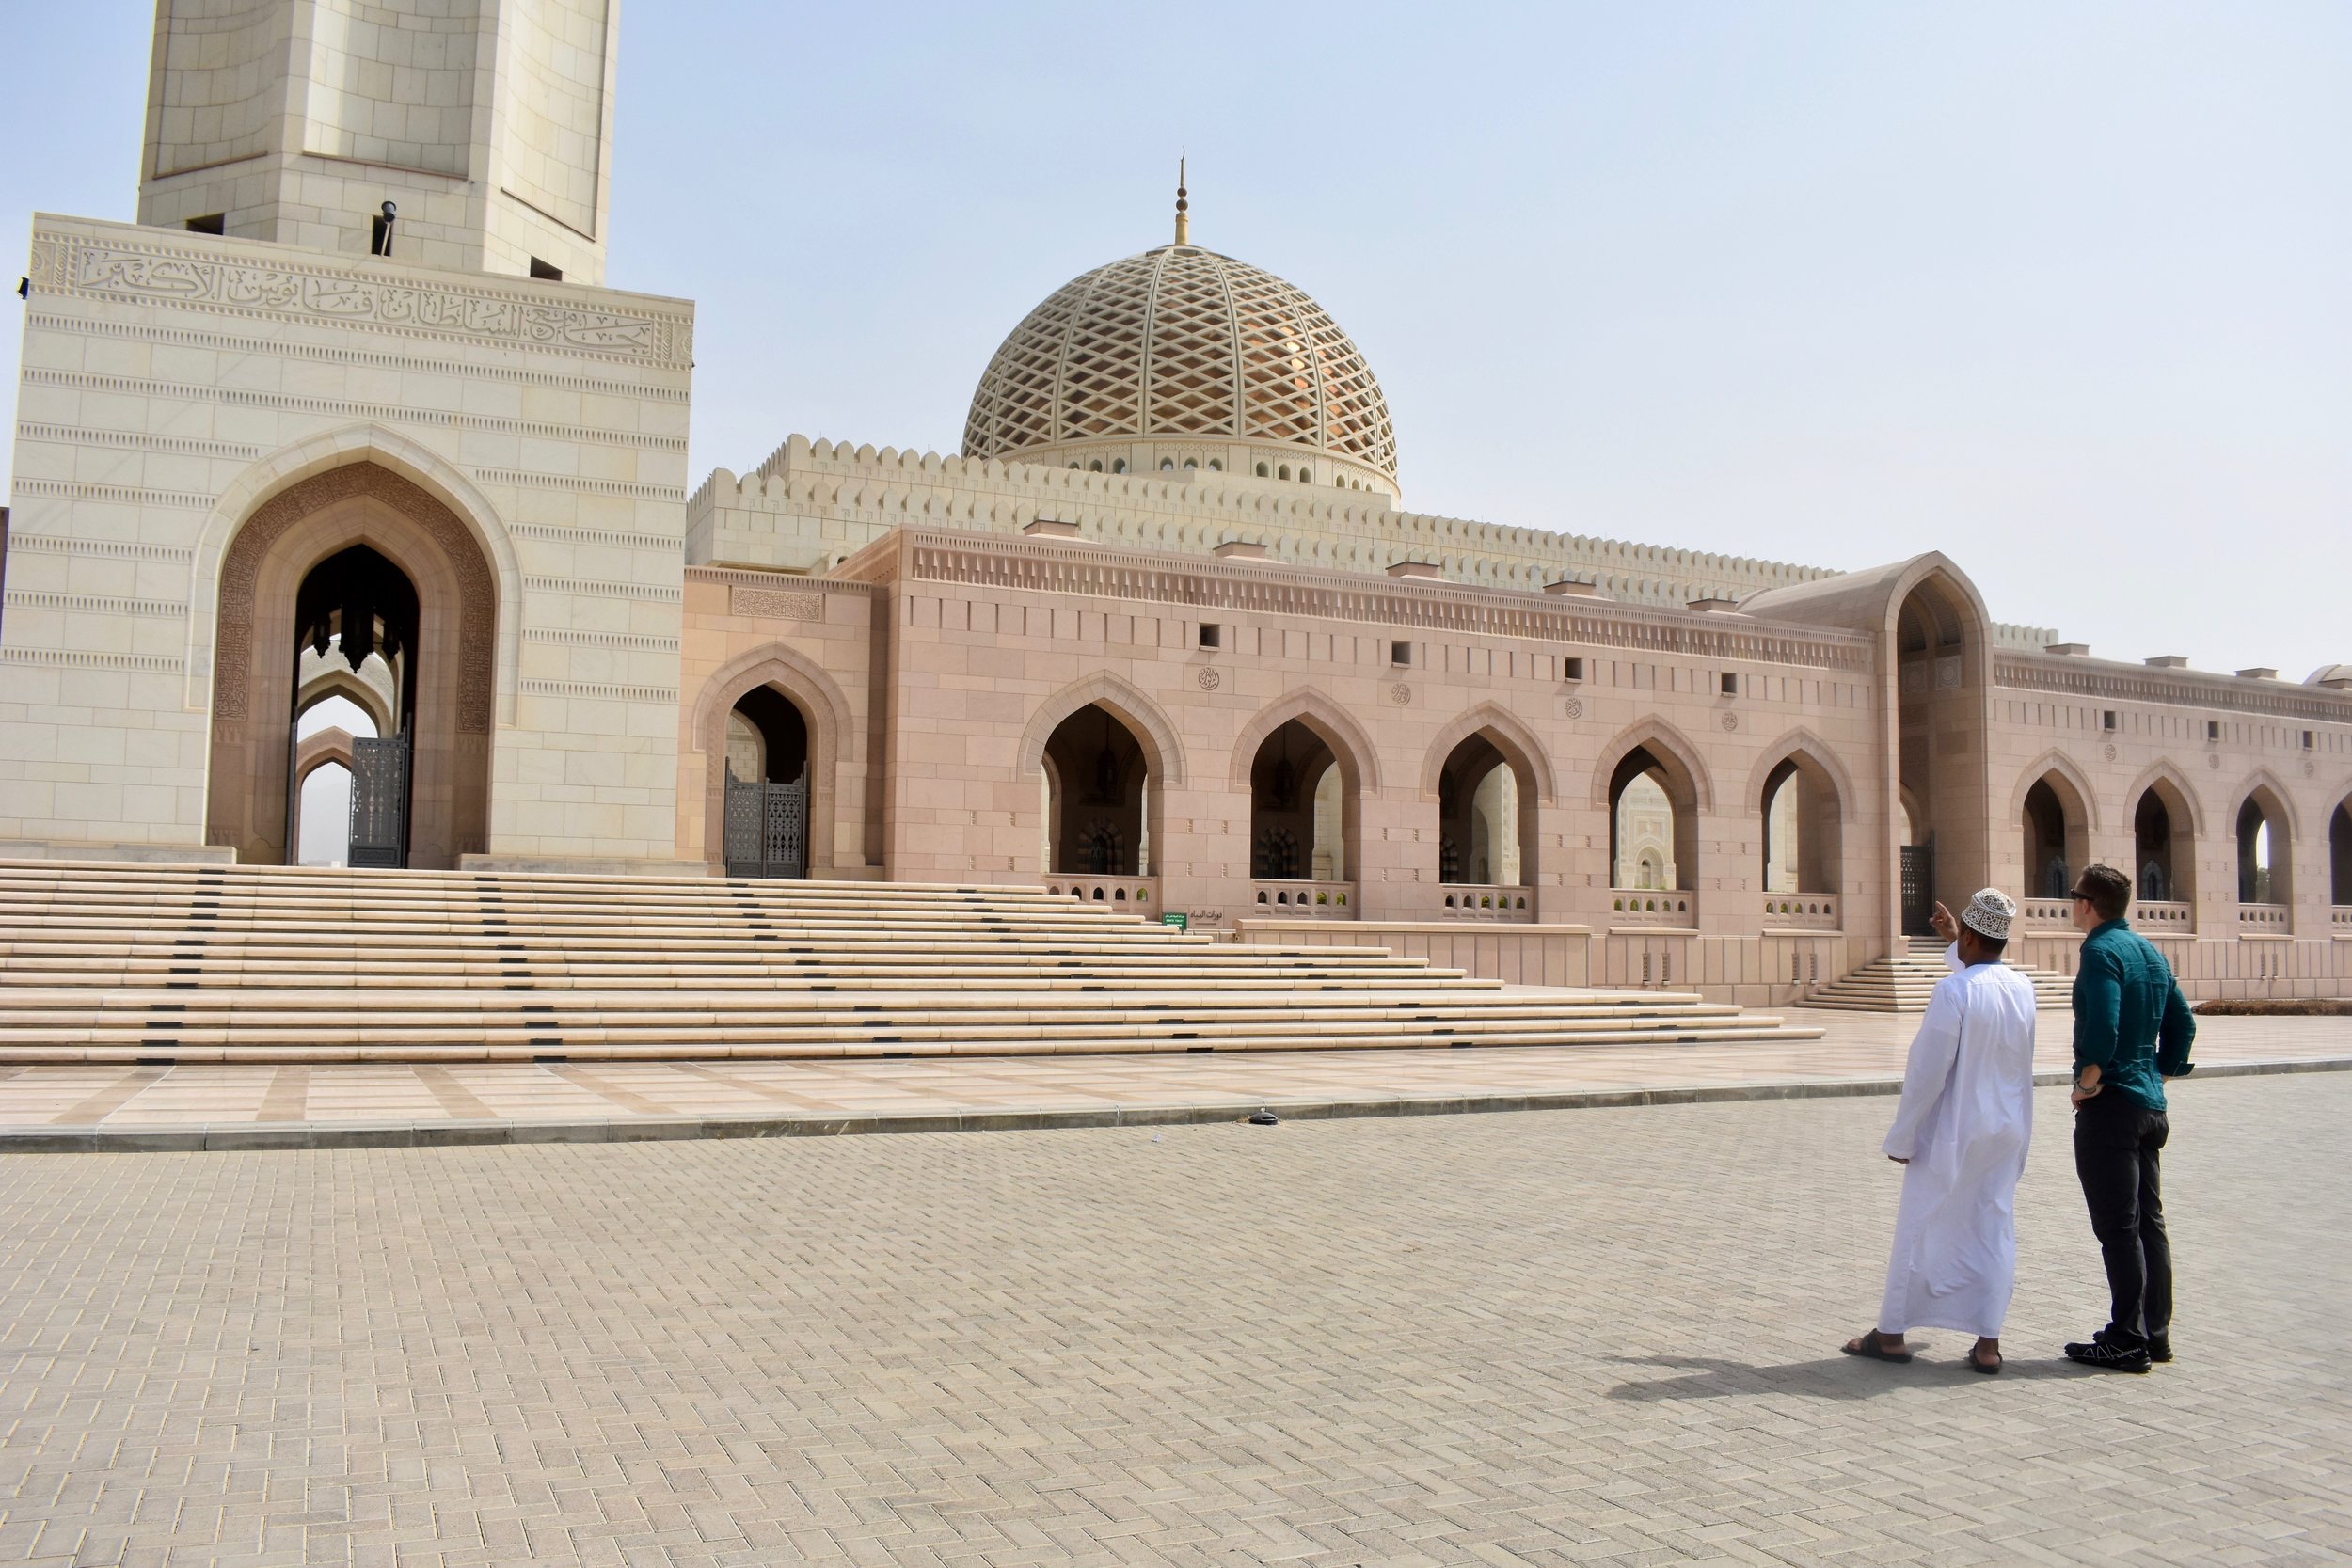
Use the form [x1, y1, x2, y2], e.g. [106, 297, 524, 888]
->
[1042, 704, 1150, 876]
[1249, 719, 1343, 883]
[1893, 573, 1989, 932]
[723, 687, 813, 879]
[206, 463, 496, 869]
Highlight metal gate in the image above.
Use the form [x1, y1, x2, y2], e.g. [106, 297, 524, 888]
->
[724, 771, 808, 879]
[348, 733, 412, 869]
[1900, 840, 1934, 936]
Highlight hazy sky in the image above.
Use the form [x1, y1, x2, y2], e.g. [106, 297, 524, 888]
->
[5, 3, 2346, 676]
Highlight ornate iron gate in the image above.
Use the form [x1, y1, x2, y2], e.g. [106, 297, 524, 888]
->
[348, 733, 412, 869]
[1900, 840, 1934, 936]
[724, 771, 808, 879]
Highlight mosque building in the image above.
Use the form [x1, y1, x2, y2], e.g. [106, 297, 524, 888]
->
[3, 0, 2347, 1006]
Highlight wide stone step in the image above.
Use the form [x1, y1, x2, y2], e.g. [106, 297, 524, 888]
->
[0, 859, 1822, 1059]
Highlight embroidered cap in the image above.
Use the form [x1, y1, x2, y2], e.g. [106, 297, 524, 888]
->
[1961, 888, 2017, 942]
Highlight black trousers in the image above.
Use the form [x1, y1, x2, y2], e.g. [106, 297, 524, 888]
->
[2073, 1088, 2172, 1348]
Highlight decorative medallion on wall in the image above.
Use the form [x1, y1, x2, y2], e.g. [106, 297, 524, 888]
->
[1563, 696, 1584, 720]
[1720, 711, 1740, 732]
[1390, 684, 1413, 705]
[2208, 753, 2221, 769]
[2104, 743, 2119, 762]
[2305, 760, 2317, 777]
[1934, 655, 1963, 690]
[1195, 667, 1220, 690]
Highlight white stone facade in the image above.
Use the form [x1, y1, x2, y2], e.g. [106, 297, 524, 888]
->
[1, 214, 691, 864]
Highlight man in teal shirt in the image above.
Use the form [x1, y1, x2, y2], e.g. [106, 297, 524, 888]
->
[2063, 863, 2196, 1373]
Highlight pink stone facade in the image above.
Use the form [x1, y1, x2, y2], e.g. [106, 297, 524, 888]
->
[677, 531, 2352, 1006]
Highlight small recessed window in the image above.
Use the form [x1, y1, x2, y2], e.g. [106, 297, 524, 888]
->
[1721, 673, 1739, 696]
[1565, 657, 1586, 682]
[2207, 721, 2221, 741]
[2103, 710, 2118, 731]
[1278, 465, 1292, 481]
[1297, 467, 1311, 483]
[1088, 459, 1102, 472]
[2303, 729, 2315, 749]
[1160, 458, 1175, 472]
[1111, 459, 1127, 474]
[1391, 641, 1412, 667]
[183, 214, 225, 235]
[528, 257, 563, 281]
[1183, 458, 1197, 470]
[1199, 623, 1221, 649]
[1256, 462, 1270, 477]
[1207, 459, 1222, 471]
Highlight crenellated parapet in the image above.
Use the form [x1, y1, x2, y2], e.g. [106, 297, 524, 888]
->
[689, 434, 1896, 613]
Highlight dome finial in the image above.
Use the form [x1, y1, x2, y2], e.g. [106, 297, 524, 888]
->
[1174, 150, 1189, 246]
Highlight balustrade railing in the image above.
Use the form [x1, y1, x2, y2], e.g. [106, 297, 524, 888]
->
[2336, 906, 2352, 932]
[1047, 876, 1158, 912]
[1760, 893, 1840, 930]
[1250, 879, 1356, 917]
[1609, 889, 1698, 928]
[2238, 902, 2289, 932]
[2136, 900, 2193, 930]
[1439, 884, 1534, 921]
[2020, 897, 2074, 928]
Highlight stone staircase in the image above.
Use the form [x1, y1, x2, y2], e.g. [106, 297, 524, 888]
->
[1800, 938, 2074, 1014]
[0, 861, 1820, 1062]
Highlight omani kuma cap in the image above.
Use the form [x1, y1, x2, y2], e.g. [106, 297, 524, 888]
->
[1961, 888, 2017, 942]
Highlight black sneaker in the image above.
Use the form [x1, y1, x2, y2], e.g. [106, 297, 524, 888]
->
[2146, 1336, 2172, 1364]
[2065, 1337, 2153, 1373]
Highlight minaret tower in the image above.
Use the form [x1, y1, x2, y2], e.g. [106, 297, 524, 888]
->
[135, 0, 621, 283]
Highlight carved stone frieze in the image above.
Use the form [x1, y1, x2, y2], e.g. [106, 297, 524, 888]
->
[729, 586, 825, 622]
[30, 228, 691, 369]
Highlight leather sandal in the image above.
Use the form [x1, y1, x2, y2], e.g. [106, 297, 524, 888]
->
[1840, 1329, 1913, 1363]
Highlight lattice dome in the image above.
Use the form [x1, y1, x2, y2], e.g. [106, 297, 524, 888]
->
[962, 244, 1398, 491]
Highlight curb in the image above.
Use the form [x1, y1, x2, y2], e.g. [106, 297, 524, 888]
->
[2, 1056, 2344, 1153]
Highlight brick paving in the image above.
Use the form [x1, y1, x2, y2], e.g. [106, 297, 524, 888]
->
[0, 1012, 2344, 1142]
[3, 1072, 2346, 1565]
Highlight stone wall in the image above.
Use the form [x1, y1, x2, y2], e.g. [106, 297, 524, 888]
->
[1, 214, 693, 864]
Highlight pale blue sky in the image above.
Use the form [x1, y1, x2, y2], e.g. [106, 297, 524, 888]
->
[4, 3, 2346, 676]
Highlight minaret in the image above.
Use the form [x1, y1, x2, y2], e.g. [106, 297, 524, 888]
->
[1174, 153, 1190, 247]
[135, 0, 620, 284]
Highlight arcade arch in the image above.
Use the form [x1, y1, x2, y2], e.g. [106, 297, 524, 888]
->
[1757, 744, 1845, 896]
[2132, 773, 2199, 905]
[2235, 782, 2294, 905]
[1249, 720, 1340, 881]
[1042, 704, 1152, 877]
[1608, 746, 1698, 891]
[2020, 768, 2092, 901]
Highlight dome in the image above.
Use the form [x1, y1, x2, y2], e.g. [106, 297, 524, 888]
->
[2309, 664, 2352, 688]
[961, 242, 1399, 496]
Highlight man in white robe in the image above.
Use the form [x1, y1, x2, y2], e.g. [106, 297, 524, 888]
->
[1842, 889, 2037, 1373]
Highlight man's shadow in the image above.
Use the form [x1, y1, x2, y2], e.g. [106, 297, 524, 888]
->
[1605, 1352, 2090, 1402]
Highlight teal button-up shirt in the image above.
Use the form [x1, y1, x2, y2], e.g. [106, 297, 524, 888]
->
[2072, 918, 2196, 1112]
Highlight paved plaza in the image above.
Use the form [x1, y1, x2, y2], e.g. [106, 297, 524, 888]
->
[2, 1012, 2345, 1148]
[3, 1070, 2347, 1566]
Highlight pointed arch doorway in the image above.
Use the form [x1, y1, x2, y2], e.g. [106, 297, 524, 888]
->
[206, 464, 497, 868]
